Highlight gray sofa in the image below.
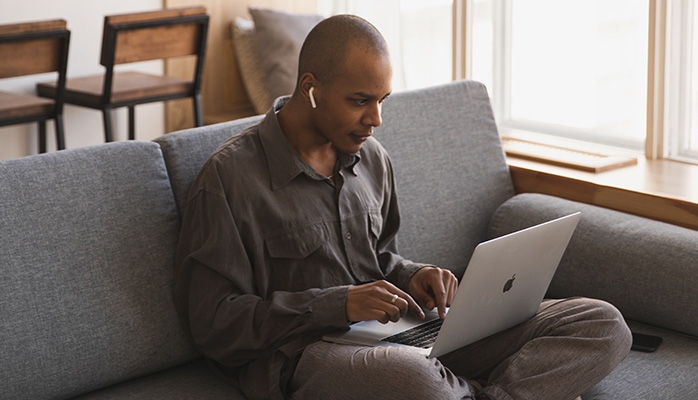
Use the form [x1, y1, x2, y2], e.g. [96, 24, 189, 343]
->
[2, 80, 696, 400]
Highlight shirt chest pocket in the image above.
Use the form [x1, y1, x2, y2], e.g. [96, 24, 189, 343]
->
[265, 223, 328, 259]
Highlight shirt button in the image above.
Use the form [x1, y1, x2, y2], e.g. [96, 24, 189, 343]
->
[345, 232, 352, 240]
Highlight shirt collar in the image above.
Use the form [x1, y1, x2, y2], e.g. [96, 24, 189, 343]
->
[339, 152, 361, 176]
[259, 97, 361, 190]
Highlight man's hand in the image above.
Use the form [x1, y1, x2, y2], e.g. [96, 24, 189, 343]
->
[408, 266, 458, 320]
[346, 280, 425, 324]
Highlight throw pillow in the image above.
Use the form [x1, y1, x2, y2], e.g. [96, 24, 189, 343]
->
[231, 17, 269, 114]
[248, 7, 323, 112]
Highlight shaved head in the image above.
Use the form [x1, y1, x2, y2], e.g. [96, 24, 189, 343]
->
[277, 14, 392, 168]
[298, 14, 390, 86]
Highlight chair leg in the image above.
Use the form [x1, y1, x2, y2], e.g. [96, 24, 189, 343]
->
[38, 120, 47, 153]
[102, 109, 114, 142]
[55, 114, 65, 150]
[193, 94, 203, 127]
[128, 105, 135, 140]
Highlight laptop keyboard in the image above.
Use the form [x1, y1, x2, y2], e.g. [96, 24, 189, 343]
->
[381, 318, 443, 348]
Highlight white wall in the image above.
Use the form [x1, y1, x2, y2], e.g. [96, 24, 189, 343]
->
[0, 0, 164, 160]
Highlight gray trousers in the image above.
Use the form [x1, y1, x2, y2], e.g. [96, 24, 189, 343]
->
[289, 297, 632, 400]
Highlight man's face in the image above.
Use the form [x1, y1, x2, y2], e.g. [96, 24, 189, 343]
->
[311, 44, 393, 154]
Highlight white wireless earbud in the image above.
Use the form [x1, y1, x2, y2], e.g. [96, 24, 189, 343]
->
[309, 87, 317, 109]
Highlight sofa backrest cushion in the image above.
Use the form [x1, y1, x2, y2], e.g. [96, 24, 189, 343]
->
[0, 142, 199, 400]
[376, 80, 515, 278]
[155, 114, 263, 216]
[488, 193, 698, 338]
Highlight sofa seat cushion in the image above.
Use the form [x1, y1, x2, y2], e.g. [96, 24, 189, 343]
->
[583, 321, 698, 400]
[70, 359, 245, 400]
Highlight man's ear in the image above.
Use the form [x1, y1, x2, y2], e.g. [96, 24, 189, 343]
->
[298, 72, 318, 108]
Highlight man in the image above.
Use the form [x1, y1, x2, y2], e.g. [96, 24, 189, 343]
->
[174, 14, 631, 400]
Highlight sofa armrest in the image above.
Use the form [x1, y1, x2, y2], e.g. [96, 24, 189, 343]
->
[487, 193, 698, 338]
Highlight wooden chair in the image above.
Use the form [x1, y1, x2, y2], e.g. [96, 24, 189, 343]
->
[37, 7, 208, 142]
[0, 19, 70, 153]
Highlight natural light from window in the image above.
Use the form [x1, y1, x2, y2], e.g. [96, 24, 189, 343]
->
[472, 0, 649, 150]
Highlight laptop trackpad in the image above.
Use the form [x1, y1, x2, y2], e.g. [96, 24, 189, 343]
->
[322, 309, 440, 347]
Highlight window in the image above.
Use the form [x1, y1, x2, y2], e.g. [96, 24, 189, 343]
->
[468, 0, 649, 151]
[464, 0, 698, 164]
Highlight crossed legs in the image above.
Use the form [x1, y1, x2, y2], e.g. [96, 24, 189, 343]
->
[290, 297, 631, 400]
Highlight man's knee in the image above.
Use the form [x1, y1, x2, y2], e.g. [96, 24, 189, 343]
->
[572, 297, 630, 338]
[591, 298, 632, 352]
[557, 297, 632, 362]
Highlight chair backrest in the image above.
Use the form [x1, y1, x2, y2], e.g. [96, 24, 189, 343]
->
[98, 6, 208, 105]
[0, 19, 70, 79]
[100, 7, 208, 66]
[0, 19, 70, 127]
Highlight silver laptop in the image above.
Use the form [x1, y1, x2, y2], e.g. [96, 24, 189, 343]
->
[322, 212, 581, 358]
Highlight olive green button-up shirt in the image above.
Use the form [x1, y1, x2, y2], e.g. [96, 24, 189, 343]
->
[174, 98, 426, 400]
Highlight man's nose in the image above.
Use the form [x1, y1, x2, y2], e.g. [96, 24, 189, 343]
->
[363, 102, 383, 127]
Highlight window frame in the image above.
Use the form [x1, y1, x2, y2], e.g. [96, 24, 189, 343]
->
[665, 0, 698, 161]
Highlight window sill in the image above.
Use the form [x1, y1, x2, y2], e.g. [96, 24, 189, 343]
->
[507, 155, 698, 231]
